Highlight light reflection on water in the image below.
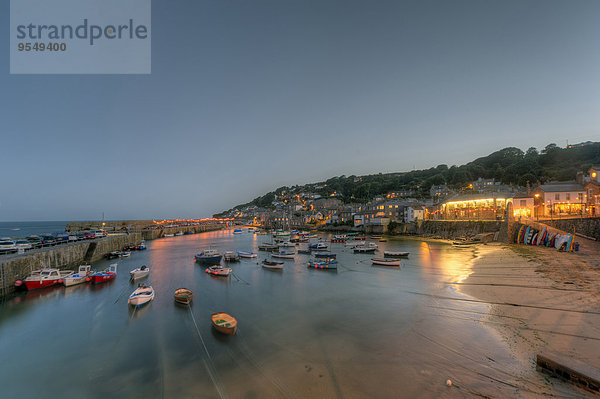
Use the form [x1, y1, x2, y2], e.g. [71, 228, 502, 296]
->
[0, 231, 515, 398]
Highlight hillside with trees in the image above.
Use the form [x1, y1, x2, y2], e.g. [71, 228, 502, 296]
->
[216, 142, 600, 215]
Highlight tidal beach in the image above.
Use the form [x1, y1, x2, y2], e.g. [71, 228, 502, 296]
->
[0, 230, 595, 398]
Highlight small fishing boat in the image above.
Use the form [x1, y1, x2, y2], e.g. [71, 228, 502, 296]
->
[129, 265, 150, 280]
[354, 236, 367, 240]
[138, 240, 147, 250]
[384, 251, 409, 257]
[354, 246, 376, 253]
[175, 231, 184, 236]
[271, 250, 295, 259]
[370, 235, 382, 240]
[310, 242, 328, 250]
[237, 250, 258, 258]
[371, 258, 401, 266]
[262, 260, 284, 269]
[174, 288, 193, 305]
[91, 264, 118, 284]
[119, 251, 131, 258]
[258, 243, 277, 251]
[195, 249, 223, 264]
[333, 234, 347, 240]
[164, 233, 174, 237]
[205, 265, 232, 276]
[273, 230, 290, 237]
[297, 248, 312, 254]
[128, 284, 155, 307]
[224, 251, 241, 262]
[16, 268, 73, 290]
[307, 259, 338, 270]
[233, 229, 243, 234]
[63, 265, 93, 286]
[314, 251, 336, 259]
[211, 312, 237, 335]
[277, 241, 296, 248]
[452, 240, 478, 246]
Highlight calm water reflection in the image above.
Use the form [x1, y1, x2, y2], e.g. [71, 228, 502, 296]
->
[0, 231, 510, 398]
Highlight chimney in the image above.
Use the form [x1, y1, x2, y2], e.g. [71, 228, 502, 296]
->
[576, 171, 584, 185]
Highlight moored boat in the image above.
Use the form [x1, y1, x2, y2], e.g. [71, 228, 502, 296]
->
[307, 259, 338, 270]
[129, 265, 150, 280]
[205, 265, 232, 276]
[271, 250, 295, 259]
[16, 268, 73, 291]
[237, 250, 258, 258]
[233, 229, 243, 234]
[258, 243, 277, 251]
[128, 284, 155, 307]
[119, 251, 131, 258]
[314, 251, 336, 258]
[174, 288, 193, 305]
[371, 258, 401, 266]
[262, 260, 284, 269]
[91, 264, 118, 284]
[211, 312, 237, 335]
[309, 242, 328, 250]
[354, 246, 376, 253]
[384, 251, 409, 257]
[63, 265, 93, 287]
[195, 249, 223, 264]
[224, 251, 241, 262]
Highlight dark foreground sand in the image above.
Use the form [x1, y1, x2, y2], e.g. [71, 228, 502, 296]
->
[459, 239, 600, 398]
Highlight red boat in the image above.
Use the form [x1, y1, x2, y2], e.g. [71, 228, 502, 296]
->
[91, 264, 117, 284]
[15, 268, 73, 291]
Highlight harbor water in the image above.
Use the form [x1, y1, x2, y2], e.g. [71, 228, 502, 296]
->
[0, 230, 548, 398]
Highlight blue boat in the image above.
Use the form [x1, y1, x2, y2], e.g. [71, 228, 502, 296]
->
[195, 249, 222, 264]
[307, 259, 338, 270]
[314, 251, 336, 259]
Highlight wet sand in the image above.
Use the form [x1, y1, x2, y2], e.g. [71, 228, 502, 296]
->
[460, 240, 600, 398]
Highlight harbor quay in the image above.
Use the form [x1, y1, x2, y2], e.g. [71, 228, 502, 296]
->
[0, 222, 224, 299]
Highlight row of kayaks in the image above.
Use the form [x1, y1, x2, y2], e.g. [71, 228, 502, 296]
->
[515, 224, 576, 252]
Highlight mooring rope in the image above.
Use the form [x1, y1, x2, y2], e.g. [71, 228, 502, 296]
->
[188, 306, 226, 399]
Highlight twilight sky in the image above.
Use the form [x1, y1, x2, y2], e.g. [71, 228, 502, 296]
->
[2, 0, 600, 221]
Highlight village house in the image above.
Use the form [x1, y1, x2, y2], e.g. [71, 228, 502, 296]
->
[531, 181, 586, 218]
[438, 193, 513, 220]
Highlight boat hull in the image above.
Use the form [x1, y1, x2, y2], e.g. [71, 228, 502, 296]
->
[211, 312, 237, 335]
[23, 279, 61, 291]
[63, 276, 89, 287]
[195, 255, 223, 264]
[91, 273, 116, 284]
[371, 258, 401, 266]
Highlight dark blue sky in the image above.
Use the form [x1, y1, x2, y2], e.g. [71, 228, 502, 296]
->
[2, 0, 600, 221]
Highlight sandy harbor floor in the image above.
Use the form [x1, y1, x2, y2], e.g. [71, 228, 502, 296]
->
[455, 239, 600, 398]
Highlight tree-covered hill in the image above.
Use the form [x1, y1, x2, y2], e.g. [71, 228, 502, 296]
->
[215, 142, 600, 216]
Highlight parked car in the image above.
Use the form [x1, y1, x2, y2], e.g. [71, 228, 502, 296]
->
[14, 240, 32, 250]
[53, 233, 70, 244]
[83, 231, 96, 239]
[26, 236, 43, 248]
[39, 234, 57, 246]
[0, 240, 17, 254]
[68, 234, 79, 242]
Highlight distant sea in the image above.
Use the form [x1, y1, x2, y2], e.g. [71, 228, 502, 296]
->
[0, 221, 69, 238]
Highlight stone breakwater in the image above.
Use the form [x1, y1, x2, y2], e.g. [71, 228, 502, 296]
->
[0, 223, 224, 299]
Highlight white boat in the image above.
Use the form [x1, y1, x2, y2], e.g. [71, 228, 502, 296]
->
[310, 242, 328, 250]
[384, 251, 409, 257]
[205, 265, 232, 276]
[175, 231, 184, 236]
[120, 251, 131, 257]
[371, 258, 401, 266]
[164, 233, 174, 237]
[129, 265, 150, 280]
[271, 250, 295, 259]
[262, 260, 284, 269]
[63, 265, 93, 286]
[128, 284, 155, 306]
[237, 251, 258, 258]
[277, 241, 296, 248]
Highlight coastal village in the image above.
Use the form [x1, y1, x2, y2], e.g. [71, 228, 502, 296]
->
[218, 166, 600, 232]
